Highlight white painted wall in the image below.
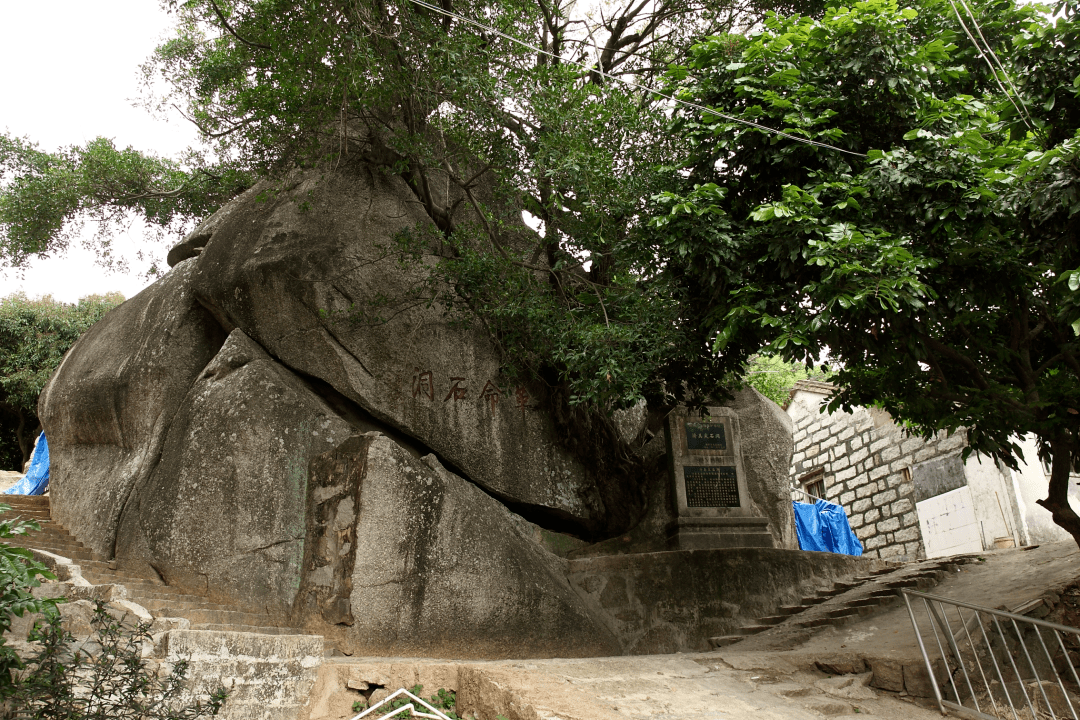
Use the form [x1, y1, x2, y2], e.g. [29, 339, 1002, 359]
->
[1011, 435, 1080, 544]
[962, 453, 1022, 549]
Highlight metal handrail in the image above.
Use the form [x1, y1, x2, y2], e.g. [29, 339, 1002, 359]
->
[903, 589, 1080, 720]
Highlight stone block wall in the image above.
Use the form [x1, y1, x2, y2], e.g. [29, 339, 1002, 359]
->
[789, 392, 967, 561]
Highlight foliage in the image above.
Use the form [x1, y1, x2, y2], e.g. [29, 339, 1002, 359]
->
[742, 355, 830, 407]
[0, 133, 252, 273]
[0, 503, 59, 696]
[0, 293, 124, 468]
[649, 0, 1080, 540]
[0, 0, 828, 428]
[5, 599, 226, 718]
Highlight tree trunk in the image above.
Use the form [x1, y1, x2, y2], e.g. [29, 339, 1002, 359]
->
[1037, 434, 1080, 550]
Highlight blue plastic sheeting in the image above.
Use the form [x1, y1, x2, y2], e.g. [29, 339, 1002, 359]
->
[792, 499, 863, 556]
[3, 433, 49, 496]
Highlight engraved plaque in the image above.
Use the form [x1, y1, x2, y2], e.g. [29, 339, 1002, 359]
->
[685, 422, 727, 451]
[684, 465, 740, 507]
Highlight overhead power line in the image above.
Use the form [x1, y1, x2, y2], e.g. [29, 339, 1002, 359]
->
[404, 0, 869, 158]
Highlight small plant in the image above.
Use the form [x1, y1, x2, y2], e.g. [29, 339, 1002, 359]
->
[5, 599, 226, 719]
[0, 502, 60, 696]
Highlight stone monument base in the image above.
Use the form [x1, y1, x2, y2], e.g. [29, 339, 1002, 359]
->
[666, 516, 774, 550]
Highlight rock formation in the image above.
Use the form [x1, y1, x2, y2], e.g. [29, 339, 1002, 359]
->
[39, 159, 800, 657]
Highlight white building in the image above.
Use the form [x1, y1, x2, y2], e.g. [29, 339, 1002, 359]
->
[786, 380, 1078, 560]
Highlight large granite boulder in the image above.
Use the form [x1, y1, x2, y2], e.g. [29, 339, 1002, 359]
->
[179, 166, 619, 535]
[298, 432, 621, 658]
[723, 386, 798, 550]
[37, 259, 226, 557]
[115, 330, 353, 612]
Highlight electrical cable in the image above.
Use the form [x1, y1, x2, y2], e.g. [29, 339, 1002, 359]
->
[404, 0, 869, 157]
[946, 0, 1037, 133]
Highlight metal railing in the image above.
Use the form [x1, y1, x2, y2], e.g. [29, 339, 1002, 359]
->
[349, 688, 453, 720]
[903, 589, 1080, 720]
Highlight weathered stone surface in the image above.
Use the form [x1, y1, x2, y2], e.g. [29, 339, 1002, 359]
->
[38, 259, 226, 557]
[162, 630, 324, 720]
[182, 166, 612, 534]
[867, 657, 905, 692]
[116, 330, 352, 612]
[567, 547, 877, 654]
[297, 432, 621, 658]
[721, 387, 799, 549]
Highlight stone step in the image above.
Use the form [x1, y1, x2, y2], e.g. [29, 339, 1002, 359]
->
[191, 623, 312, 636]
[708, 635, 746, 649]
[845, 597, 885, 608]
[18, 542, 96, 560]
[79, 564, 165, 582]
[124, 587, 215, 603]
[164, 607, 288, 627]
[755, 615, 790, 626]
[800, 595, 829, 606]
[884, 576, 941, 591]
[869, 588, 900, 599]
[0, 498, 51, 509]
[831, 580, 860, 592]
[137, 598, 240, 615]
[825, 607, 861, 619]
[797, 617, 837, 628]
[777, 604, 814, 616]
[736, 624, 773, 635]
[0, 511, 51, 520]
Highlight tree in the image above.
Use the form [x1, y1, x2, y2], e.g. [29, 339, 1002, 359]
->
[0, 293, 124, 469]
[742, 354, 830, 407]
[0, 0, 819, 430]
[648, 0, 1080, 543]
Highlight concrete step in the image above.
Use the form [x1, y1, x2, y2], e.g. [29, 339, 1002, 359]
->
[708, 635, 746, 649]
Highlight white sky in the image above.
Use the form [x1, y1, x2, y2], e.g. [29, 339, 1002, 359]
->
[0, 0, 199, 303]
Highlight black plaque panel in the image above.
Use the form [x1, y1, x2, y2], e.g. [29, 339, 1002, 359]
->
[912, 455, 967, 503]
[684, 465, 739, 507]
[686, 422, 727, 451]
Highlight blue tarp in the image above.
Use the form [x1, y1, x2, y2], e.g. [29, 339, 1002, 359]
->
[793, 499, 863, 556]
[3, 433, 49, 496]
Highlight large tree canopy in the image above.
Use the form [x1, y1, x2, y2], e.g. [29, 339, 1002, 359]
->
[649, 0, 1080, 540]
[3, 0, 1080, 544]
[1, 0, 798, 417]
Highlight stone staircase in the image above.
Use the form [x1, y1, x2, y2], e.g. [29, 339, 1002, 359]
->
[709, 556, 977, 648]
[0, 495, 310, 636]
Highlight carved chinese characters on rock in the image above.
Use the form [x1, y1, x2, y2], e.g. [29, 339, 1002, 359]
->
[480, 380, 501, 412]
[407, 370, 531, 418]
[444, 377, 467, 402]
[412, 369, 434, 401]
